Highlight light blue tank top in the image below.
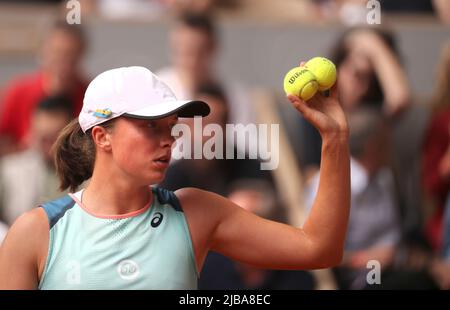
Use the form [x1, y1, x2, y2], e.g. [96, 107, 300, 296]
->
[38, 187, 198, 290]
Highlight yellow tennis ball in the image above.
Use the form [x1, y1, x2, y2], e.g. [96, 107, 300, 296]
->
[283, 67, 318, 101]
[305, 57, 337, 91]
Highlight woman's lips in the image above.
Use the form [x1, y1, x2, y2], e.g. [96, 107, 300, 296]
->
[153, 157, 170, 169]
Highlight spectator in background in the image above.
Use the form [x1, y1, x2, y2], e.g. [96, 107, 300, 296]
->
[0, 95, 73, 225]
[199, 179, 315, 290]
[422, 42, 450, 252]
[157, 13, 218, 100]
[425, 55, 450, 285]
[332, 27, 410, 117]
[157, 13, 255, 137]
[0, 20, 88, 155]
[160, 82, 273, 196]
[305, 107, 401, 289]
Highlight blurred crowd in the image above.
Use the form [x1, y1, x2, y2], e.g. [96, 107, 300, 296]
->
[0, 1, 450, 290]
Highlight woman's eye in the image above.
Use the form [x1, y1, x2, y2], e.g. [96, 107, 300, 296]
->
[147, 122, 157, 129]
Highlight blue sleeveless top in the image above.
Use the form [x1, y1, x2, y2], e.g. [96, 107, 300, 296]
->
[38, 187, 198, 290]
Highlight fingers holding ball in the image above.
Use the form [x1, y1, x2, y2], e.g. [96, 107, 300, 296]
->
[283, 57, 337, 101]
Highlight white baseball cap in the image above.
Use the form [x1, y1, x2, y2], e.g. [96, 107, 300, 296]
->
[79, 66, 210, 133]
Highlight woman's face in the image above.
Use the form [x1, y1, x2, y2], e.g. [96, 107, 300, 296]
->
[338, 51, 373, 111]
[109, 115, 178, 185]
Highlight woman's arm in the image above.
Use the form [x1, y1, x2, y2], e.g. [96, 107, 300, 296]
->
[179, 83, 350, 271]
[0, 208, 48, 289]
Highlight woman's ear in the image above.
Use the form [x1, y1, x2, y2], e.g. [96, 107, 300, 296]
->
[91, 126, 112, 152]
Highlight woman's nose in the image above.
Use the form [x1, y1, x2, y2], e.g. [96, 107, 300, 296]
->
[161, 128, 176, 147]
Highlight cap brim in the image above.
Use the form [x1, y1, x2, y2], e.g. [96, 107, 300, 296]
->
[123, 100, 210, 120]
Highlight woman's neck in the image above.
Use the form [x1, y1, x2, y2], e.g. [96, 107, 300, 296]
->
[81, 172, 152, 217]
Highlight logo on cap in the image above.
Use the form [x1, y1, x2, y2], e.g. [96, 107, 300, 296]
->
[93, 108, 112, 119]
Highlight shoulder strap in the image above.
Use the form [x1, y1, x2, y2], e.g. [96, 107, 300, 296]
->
[153, 187, 183, 212]
[40, 195, 76, 229]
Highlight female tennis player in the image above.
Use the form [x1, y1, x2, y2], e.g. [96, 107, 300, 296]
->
[0, 66, 350, 289]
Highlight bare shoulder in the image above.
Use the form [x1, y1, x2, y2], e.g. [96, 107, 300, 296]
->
[174, 187, 230, 219]
[175, 187, 218, 223]
[4, 208, 48, 242]
[175, 187, 211, 204]
[1, 208, 49, 277]
[174, 187, 209, 203]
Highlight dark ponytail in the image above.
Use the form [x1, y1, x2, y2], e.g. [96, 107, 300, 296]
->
[53, 119, 96, 192]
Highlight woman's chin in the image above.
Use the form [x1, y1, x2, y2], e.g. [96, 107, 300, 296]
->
[146, 170, 167, 185]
